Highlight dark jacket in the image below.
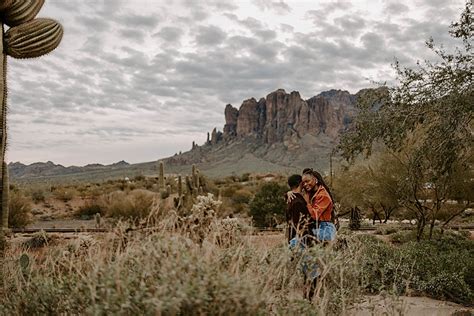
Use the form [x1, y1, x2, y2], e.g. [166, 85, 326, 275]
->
[286, 192, 316, 243]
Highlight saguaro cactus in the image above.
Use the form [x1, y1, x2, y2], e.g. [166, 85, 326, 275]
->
[0, 0, 63, 276]
[177, 174, 182, 198]
[192, 164, 197, 188]
[1, 162, 8, 230]
[158, 161, 165, 189]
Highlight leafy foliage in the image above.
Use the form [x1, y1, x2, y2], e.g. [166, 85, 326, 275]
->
[249, 182, 287, 227]
[358, 235, 474, 304]
[338, 2, 473, 240]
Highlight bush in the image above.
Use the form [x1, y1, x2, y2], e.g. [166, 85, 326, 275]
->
[9, 190, 32, 228]
[76, 199, 105, 219]
[104, 190, 155, 220]
[29, 188, 46, 203]
[52, 187, 77, 202]
[221, 188, 254, 215]
[221, 184, 243, 198]
[249, 182, 287, 227]
[357, 235, 474, 304]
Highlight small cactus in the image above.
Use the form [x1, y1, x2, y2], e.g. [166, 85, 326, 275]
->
[158, 161, 164, 189]
[192, 164, 197, 189]
[177, 175, 182, 198]
[95, 212, 101, 228]
[19, 253, 30, 276]
[166, 184, 171, 196]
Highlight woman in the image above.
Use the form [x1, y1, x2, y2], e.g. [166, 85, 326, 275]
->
[301, 168, 337, 242]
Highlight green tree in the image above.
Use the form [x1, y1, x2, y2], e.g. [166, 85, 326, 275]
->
[333, 152, 401, 223]
[338, 2, 473, 240]
[249, 182, 287, 227]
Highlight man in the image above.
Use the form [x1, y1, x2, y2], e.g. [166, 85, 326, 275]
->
[286, 174, 316, 246]
[286, 174, 319, 300]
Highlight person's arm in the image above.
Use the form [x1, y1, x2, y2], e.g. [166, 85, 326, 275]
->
[307, 190, 332, 220]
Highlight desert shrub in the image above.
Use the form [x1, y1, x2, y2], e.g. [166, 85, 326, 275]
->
[375, 225, 399, 235]
[133, 175, 145, 181]
[22, 231, 52, 249]
[29, 188, 46, 203]
[76, 199, 106, 219]
[240, 173, 251, 182]
[357, 235, 474, 304]
[160, 190, 170, 199]
[221, 184, 243, 198]
[9, 190, 32, 228]
[249, 182, 287, 227]
[219, 188, 254, 215]
[52, 187, 77, 202]
[104, 190, 155, 220]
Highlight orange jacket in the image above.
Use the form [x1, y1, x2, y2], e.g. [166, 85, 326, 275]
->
[307, 185, 333, 222]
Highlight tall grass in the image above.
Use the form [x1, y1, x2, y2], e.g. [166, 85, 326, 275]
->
[0, 195, 365, 315]
[1, 194, 471, 315]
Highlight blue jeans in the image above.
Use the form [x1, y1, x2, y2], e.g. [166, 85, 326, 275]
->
[312, 222, 336, 241]
[289, 237, 320, 280]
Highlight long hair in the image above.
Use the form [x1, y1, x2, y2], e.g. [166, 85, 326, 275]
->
[302, 168, 334, 202]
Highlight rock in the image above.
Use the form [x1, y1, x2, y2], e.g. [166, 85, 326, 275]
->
[237, 98, 264, 137]
[223, 104, 239, 139]
[211, 128, 218, 145]
[216, 88, 357, 145]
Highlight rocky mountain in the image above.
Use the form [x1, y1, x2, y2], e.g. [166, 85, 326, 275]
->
[164, 88, 362, 176]
[9, 88, 366, 182]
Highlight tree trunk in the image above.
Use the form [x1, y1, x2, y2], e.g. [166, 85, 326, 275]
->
[428, 217, 435, 240]
[416, 213, 426, 241]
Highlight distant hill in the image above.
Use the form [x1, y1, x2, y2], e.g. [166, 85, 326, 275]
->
[10, 88, 370, 183]
[9, 160, 130, 180]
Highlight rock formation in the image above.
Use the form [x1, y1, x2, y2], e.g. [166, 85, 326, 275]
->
[211, 88, 357, 146]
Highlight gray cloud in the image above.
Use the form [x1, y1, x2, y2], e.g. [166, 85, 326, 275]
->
[384, 2, 410, 15]
[253, 0, 291, 14]
[154, 26, 184, 42]
[195, 25, 227, 46]
[115, 14, 160, 28]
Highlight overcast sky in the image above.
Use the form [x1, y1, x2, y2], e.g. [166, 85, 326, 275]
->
[7, 0, 466, 166]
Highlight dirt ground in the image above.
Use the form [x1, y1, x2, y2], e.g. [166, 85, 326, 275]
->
[350, 295, 473, 316]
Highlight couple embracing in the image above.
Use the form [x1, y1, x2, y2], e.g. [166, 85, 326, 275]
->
[286, 168, 337, 248]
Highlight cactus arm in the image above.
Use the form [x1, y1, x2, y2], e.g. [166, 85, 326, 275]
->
[3, 0, 44, 27]
[0, 0, 13, 11]
[5, 18, 63, 59]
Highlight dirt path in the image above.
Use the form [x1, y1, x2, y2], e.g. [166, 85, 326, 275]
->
[350, 295, 472, 316]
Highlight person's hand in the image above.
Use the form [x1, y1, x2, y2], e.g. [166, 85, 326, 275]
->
[287, 191, 296, 203]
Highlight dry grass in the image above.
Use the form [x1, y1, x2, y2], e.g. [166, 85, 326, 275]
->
[0, 195, 365, 315]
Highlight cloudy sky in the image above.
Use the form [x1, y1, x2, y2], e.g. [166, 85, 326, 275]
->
[6, 0, 466, 166]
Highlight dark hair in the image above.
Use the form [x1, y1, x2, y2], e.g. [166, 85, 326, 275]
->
[287, 174, 302, 189]
[302, 168, 334, 201]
